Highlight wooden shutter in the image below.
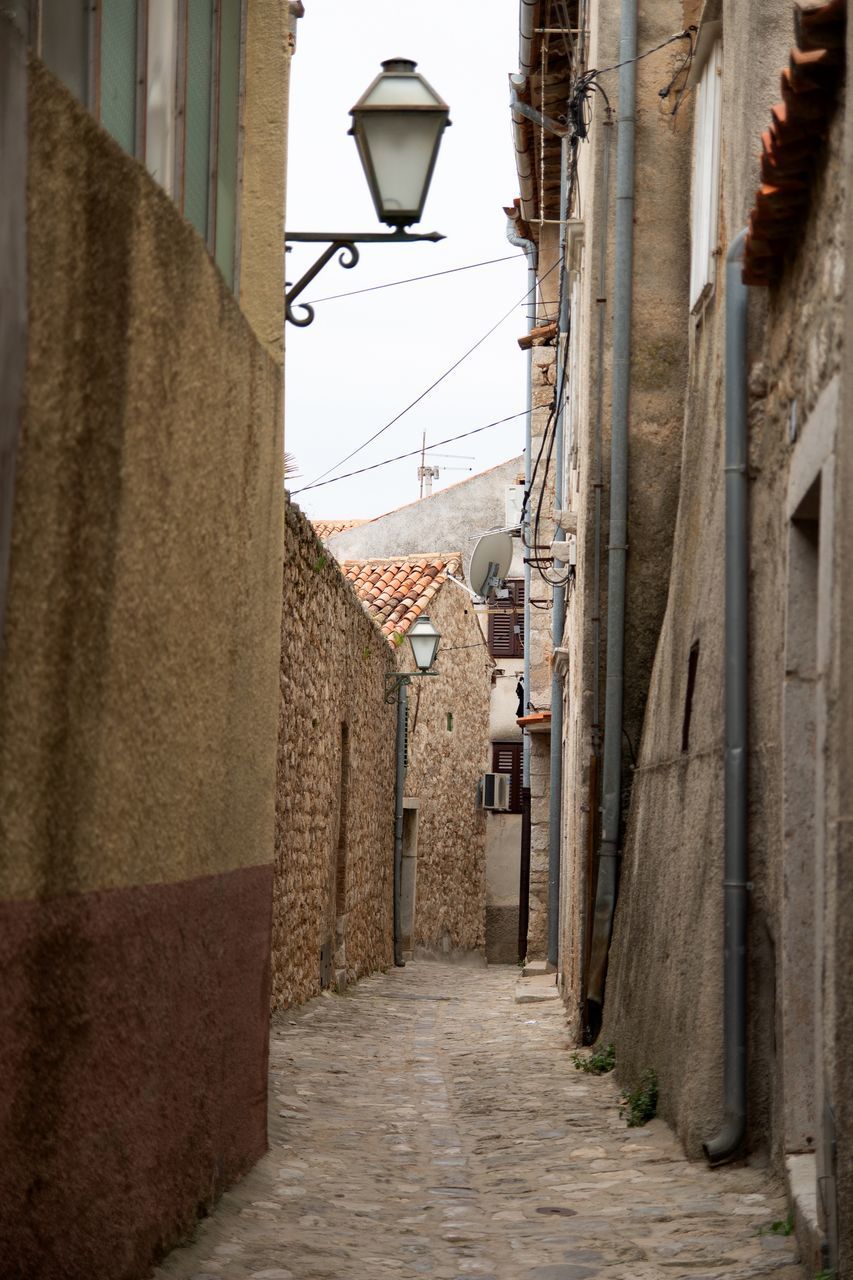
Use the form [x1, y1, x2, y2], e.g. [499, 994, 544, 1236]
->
[488, 579, 524, 658]
[492, 740, 522, 814]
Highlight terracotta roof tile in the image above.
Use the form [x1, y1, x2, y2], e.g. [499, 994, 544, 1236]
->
[743, 0, 846, 286]
[342, 555, 462, 648]
[312, 518, 366, 541]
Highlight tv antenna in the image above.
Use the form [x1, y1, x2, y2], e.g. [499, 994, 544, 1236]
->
[417, 431, 474, 498]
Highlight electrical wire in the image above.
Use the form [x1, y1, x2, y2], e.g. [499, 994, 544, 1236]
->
[299, 254, 525, 306]
[291, 411, 529, 495]
[299, 258, 562, 491]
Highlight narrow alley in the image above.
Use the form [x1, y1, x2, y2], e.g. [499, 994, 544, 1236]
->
[154, 963, 799, 1280]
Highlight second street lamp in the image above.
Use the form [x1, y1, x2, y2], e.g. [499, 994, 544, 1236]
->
[285, 58, 451, 327]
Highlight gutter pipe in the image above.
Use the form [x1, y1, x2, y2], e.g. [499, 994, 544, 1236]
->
[519, 0, 536, 77]
[512, 0, 539, 225]
[392, 679, 408, 967]
[547, 137, 570, 969]
[510, 77, 537, 226]
[586, 0, 637, 1017]
[506, 211, 537, 963]
[704, 229, 749, 1165]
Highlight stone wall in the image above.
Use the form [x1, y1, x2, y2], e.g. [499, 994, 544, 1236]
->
[401, 580, 491, 955]
[274, 502, 397, 1008]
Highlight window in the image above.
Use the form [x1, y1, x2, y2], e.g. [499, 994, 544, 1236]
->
[689, 37, 722, 310]
[13, 0, 245, 290]
[492, 741, 523, 815]
[488, 579, 525, 658]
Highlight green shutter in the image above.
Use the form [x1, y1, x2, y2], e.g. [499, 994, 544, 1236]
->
[41, 0, 88, 103]
[100, 0, 138, 154]
[184, 0, 214, 238]
[214, 0, 241, 288]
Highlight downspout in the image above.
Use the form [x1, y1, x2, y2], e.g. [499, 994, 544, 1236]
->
[704, 229, 749, 1165]
[586, 0, 637, 1022]
[547, 137, 570, 970]
[392, 679, 409, 967]
[506, 210, 537, 962]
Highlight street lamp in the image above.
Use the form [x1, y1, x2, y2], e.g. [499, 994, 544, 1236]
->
[406, 613, 441, 671]
[384, 614, 442, 701]
[350, 59, 450, 229]
[385, 612, 442, 968]
[285, 58, 451, 327]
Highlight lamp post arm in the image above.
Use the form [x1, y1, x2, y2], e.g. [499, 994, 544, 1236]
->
[285, 230, 445, 327]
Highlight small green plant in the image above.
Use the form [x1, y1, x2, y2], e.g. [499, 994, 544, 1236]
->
[571, 1043, 616, 1075]
[620, 1068, 658, 1127]
[814, 1271, 835, 1280]
[759, 1213, 795, 1237]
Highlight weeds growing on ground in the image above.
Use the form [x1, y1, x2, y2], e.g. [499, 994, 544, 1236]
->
[620, 1068, 658, 1127]
[570, 1043, 616, 1075]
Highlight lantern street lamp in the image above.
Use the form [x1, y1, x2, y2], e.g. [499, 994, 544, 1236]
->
[285, 58, 451, 327]
[384, 614, 442, 702]
[406, 613, 441, 671]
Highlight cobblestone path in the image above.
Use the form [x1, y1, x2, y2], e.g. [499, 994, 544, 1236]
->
[153, 961, 802, 1280]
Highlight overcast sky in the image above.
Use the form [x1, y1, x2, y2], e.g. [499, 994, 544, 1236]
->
[285, 1, 527, 521]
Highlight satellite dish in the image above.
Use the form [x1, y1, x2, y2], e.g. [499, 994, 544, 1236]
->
[467, 531, 513, 598]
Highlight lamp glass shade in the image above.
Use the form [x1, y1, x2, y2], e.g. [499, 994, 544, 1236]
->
[408, 614, 441, 672]
[350, 59, 450, 228]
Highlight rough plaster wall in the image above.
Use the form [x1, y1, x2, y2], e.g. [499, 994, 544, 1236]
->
[403, 583, 490, 954]
[325, 456, 524, 567]
[0, 57, 284, 1278]
[556, 0, 707, 1024]
[274, 502, 397, 1009]
[834, 22, 853, 1265]
[238, 0, 288, 363]
[604, 1, 843, 1165]
[0, 60, 283, 900]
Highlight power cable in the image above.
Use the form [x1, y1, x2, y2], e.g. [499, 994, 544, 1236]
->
[291, 411, 529, 495]
[300, 258, 562, 491]
[299, 254, 524, 306]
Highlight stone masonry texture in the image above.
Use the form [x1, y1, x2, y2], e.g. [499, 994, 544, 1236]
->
[397, 579, 491, 954]
[274, 502, 397, 1010]
[153, 961, 802, 1280]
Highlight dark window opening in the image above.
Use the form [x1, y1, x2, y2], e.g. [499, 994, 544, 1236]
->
[681, 641, 700, 753]
[492, 740, 523, 814]
[335, 722, 350, 917]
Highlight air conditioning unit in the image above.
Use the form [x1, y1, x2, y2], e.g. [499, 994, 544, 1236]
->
[480, 772, 510, 811]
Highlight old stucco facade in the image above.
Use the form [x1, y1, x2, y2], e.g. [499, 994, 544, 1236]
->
[0, 15, 289, 1277]
[603, 4, 848, 1268]
[509, 0, 852, 1271]
[274, 504, 397, 1008]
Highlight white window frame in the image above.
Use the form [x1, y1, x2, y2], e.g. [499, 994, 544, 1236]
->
[689, 35, 723, 311]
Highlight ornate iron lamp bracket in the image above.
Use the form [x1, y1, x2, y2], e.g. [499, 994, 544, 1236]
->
[383, 670, 438, 704]
[285, 229, 444, 327]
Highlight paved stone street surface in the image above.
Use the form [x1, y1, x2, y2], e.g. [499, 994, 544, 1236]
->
[153, 962, 802, 1280]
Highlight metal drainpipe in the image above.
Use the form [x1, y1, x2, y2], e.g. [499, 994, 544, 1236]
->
[586, 0, 637, 1019]
[704, 229, 750, 1165]
[547, 138, 570, 970]
[392, 679, 409, 967]
[506, 214, 537, 962]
